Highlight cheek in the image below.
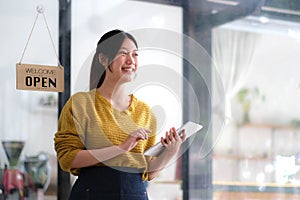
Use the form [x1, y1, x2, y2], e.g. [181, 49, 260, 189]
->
[111, 58, 124, 68]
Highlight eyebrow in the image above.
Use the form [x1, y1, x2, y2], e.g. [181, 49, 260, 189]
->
[119, 47, 138, 51]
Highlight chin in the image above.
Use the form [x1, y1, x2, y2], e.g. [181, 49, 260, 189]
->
[120, 74, 135, 83]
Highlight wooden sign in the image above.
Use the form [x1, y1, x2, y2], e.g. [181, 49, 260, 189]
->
[16, 63, 64, 92]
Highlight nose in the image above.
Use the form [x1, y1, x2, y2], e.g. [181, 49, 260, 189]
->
[126, 52, 135, 65]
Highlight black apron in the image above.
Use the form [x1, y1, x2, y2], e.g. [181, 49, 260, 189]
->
[68, 166, 148, 200]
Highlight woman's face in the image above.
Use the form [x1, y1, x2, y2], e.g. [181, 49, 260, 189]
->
[106, 37, 138, 84]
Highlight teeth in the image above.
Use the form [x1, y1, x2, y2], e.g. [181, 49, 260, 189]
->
[122, 67, 134, 71]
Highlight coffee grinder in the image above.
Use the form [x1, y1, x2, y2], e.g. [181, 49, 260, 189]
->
[2, 141, 25, 200]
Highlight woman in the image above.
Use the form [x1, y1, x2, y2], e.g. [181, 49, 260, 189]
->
[54, 29, 186, 200]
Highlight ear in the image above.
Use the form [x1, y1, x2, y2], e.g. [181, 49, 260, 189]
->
[98, 53, 108, 66]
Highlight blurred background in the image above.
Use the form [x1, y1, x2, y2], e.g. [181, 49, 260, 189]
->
[0, 0, 300, 199]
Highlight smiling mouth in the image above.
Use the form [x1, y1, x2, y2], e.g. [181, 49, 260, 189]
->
[122, 67, 135, 72]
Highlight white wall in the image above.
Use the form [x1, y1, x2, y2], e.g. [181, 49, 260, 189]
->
[0, 0, 59, 166]
[243, 32, 300, 125]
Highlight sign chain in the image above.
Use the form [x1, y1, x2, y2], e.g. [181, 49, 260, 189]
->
[19, 5, 61, 66]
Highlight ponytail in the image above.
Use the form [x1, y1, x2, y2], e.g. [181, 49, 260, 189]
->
[89, 51, 106, 90]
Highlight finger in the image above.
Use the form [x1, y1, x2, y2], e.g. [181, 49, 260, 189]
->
[134, 133, 143, 140]
[171, 127, 179, 140]
[165, 131, 172, 144]
[180, 130, 187, 141]
[140, 129, 148, 139]
[168, 131, 173, 142]
[165, 131, 169, 142]
[134, 131, 146, 140]
[142, 128, 152, 138]
[174, 129, 183, 141]
[161, 136, 167, 146]
[168, 127, 178, 142]
[168, 132, 173, 141]
[143, 128, 152, 133]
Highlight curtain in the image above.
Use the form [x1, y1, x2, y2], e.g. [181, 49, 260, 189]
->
[212, 27, 261, 121]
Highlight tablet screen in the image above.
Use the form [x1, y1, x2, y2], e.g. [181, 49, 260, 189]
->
[144, 121, 203, 156]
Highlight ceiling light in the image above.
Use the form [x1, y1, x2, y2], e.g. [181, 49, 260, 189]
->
[262, 6, 300, 16]
[207, 0, 239, 6]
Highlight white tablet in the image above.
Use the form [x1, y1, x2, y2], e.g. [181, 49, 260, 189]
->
[144, 121, 203, 156]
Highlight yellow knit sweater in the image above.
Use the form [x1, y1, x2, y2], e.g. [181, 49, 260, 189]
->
[54, 89, 157, 180]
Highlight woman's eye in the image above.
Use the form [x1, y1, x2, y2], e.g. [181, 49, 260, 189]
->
[119, 51, 127, 55]
[118, 50, 138, 57]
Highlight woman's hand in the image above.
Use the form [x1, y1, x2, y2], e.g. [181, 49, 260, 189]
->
[71, 128, 151, 168]
[161, 127, 186, 156]
[119, 128, 152, 151]
[147, 127, 187, 180]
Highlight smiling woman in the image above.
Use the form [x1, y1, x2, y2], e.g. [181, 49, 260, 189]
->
[54, 29, 186, 200]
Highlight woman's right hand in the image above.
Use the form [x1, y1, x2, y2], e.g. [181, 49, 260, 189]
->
[161, 127, 186, 156]
[119, 128, 152, 151]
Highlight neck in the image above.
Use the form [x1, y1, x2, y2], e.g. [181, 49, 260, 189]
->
[97, 82, 131, 111]
[97, 80, 127, 101]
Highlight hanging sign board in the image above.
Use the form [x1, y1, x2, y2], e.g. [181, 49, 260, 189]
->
[16, 63, 64, 92]
[16, 6, 64, 92]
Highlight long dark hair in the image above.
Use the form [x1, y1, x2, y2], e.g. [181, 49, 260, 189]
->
[89, 29, 138, 90]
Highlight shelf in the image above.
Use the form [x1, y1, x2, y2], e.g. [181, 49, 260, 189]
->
[213, 181, 300, 194]
[240, 123, 300, 131]
[153, 180, 182, 184]
[213, 154, 272, 161]
[213, 181, 300, 187]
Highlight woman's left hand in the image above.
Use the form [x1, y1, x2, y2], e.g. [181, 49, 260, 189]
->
[147, 127, 187, 180]
[161, 127, 186, 156]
